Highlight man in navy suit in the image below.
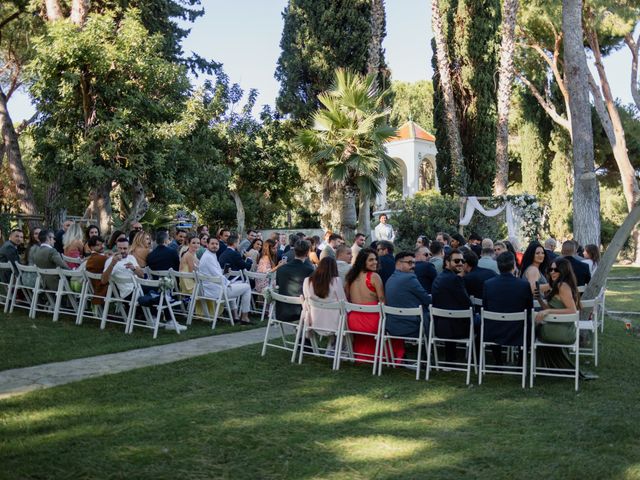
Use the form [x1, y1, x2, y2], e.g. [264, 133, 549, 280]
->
[147, 230, 180, 275]
[385, 251, 431, 360]
[431, 248, 473, 361]
[218, 234, 253, 273]
[462, 250, 497, 302]
[414, 246, 437, 294]
[216, 228, 230, 257]
[376, 240, 396, 285]
[482, 252, 533, 364]
[275, 240, 314, 322]
[561, 240, 591, 286]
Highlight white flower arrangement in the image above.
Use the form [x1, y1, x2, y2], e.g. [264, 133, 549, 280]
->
[158, 276, 175, 293]
[500, 194, 544, 244]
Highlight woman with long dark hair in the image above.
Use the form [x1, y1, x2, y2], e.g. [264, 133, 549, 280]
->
[582, 244, 600, 275]
[520, 241, 550, 295]
[245, 238, 263, 271]
[302, 257, 346, 340]
[256, 239, 283, 292]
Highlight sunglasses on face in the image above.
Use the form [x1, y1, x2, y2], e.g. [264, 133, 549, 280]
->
[549, 267, 560, 273]
[452, 258, 466, 264]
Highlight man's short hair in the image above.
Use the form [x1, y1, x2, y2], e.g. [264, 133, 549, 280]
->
[481, 238, 494, 249]
[289, 234, 298, 246]
[247, 229, 257, 236]
[175, 228, 186, 235]
[394, 251, 414, 262]
[155, 230, 169, 245]
[444, 248, 462, 265]
[469, 232, 482, 242]
[117, 236, 129, 244]
[10, 228, 22, 235]
[437, 231, 450, 242]
[336, 245, 350, 259]
[544, 237, 557, 250]
[355, 233, 365, 240]
[481, 247, 494, 256]
[496, 252, 516, 273]
[377, 240, 394, 255]
[415, 246, 429, 257]
[227, 234, 239, 247]
[217, 228, 229, 238]
[379, 213, 387, 220]
[293, 239, 310, 257]
[38, 229, 52, 243]
[328, 233, 343, 242]
[451, 233, 466, 245]
[430, 240, 443, 256]
[87, 236, 105, 248]
[561, 240, 577, 256]
[463, 250, 478, 268]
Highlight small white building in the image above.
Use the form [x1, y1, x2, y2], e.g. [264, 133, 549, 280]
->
[376, 120, 438, 211]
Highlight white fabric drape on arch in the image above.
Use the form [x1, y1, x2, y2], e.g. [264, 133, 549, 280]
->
[459, 196, 519, 242]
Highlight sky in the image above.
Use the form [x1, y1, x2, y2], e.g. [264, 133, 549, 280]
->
[6, 0, 636, 122]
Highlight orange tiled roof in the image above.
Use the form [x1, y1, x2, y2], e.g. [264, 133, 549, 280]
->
[387, 120, 436, 143]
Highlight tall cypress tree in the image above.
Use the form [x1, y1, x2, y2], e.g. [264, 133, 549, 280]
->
[275, 0, 374, 121]
[432, 0, 501, 196]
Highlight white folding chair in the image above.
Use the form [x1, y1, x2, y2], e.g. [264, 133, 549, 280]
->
[530, 312, 580, 391]
[129, 277, 182, 338]
[297, 298, 345, 370]
[479, 308, 529, 388]
[577, 285, 586, 295]
[426, 307, 476, 385]
[169, 269, 195, 320]
[52, 268, 84, 322]
[378, 305, 428, 380]
[189, 271, 234, 329]
[76, 270, 106, 325]
[100, 274, 136, 332]
[32, 267, 61, 319]
[335, 302, 382, 374]
[0, 261, 16, 313]
[579, 298, 599, 367]
[243, 270, 271, 322]
[261, 291, 304, 363]
[226, 269, 246, 283]
[597, 285, 606, 333]
[9, 263, 38, 315]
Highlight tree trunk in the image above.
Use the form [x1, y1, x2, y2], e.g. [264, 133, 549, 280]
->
[432, 0, 466, 195]
[358, 192, 372, 238]
[84, 182, 112, 234]
[494, 0, 519, 195]
[367, 0, 385, 82]
[340, 184, 358, 241]
[44, 0, 64, 21]
[230, 189, 245, 237]
[320, 176, 333, 231]
[583, 203, 640, 300]
[625, 32, 640, 110]
[70, 0, 91, 26]
[120, 181, 148, 233]
[0, 85, 39, 226]
[562, 0, 600, 246]
[44, 181, 63, 229]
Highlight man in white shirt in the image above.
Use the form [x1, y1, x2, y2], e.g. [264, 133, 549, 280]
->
[373, 214, 395, 242]
[351, 233, 365, 264]
[199, 237, 253, 325]
[335, 245, 352, 284]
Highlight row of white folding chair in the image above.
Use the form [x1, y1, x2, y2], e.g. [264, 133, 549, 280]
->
[0, 261, 15, 313]
[243, 270, 272, 322]
[297, 297, 345, 370]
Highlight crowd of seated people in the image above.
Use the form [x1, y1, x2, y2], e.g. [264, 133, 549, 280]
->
[0, 219, 601, 369]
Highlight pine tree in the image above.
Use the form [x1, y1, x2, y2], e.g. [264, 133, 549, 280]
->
[275, 0, 373, 121]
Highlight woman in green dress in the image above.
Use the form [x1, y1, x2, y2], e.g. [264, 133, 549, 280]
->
[534, 257, 580, 369]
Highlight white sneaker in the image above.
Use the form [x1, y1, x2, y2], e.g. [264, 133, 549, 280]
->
[165, 320, 187, 332]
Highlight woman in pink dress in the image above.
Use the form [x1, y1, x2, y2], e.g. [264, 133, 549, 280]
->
[345, 248, 398, 362]
[255, 239, 284, 292]
[302, 257, 346, 337]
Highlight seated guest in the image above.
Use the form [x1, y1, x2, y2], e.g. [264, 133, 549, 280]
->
[0, 229, 24, 282]
[493, 241, 507, 257]
[216, 228, 230, 256]
[197, 233, 209, 260]
[32, 229, 70, 291]
[561, 240, 591, 287]
[307, 236, 321, 266]
[196, 224, 209, 237]
[345, 248, 385, 361]
[275, 240, 314, 322]
[376, 240, 396, 285]
[130, 230, 152, 268]
[478, 238, 499, 273]
[462, 250, 497, 301]
[178, 233, 200, 300]
[436, 232, 451, 255]
[335, 245, 352, 284]
[238, 230, 257, 254]
[415, 235, 429, 249]
[106, 230, 126, 252]
[520, 241, 551, 295]
[414, 246, 437, 294]
[199, 237, 253, 325]
[24, 227, 42, 281]
[582, 244, 600, 275]
[385, 251, 431, 361]
[63, 222, 85, 268]
[276, 233, 288, 261]
[218, 234, 253, 273]
[544, 237, 559, 261]
[431, 248, 473, 362]
[302, 257, 346, 347]
[146, 230, 180, 274]
[467, 233, 483, 257]
[54, 219, 73, 254]
[482, 252, 533, 363]
[256, 239, 286, 292]
[428, 240, 445, 273]
[83, 224, 100, 256]
[320, 233, 343, 260]
[504, 239, 523, 270]
[245, 238, 263, 271]
[127, 222, 144, 244]
[168, 228, 187, 251]
[85, 236, 109, 304]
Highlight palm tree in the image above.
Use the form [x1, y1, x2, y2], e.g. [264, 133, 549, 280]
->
[297, 68, 398, 239]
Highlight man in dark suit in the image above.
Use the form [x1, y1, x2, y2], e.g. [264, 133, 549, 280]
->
[431, 248, 473, 361]
[216, 228, 230, 257]
[384, 251, 431, 359]
[376, 240, 395, 285]
[561, 240, 591, 286]
[482, 252, 533, 364]
[462, 250, 497, 301]
[218, 234, 253, 273]
[414, 246, 437, 294]
[146, 230, 180, 275]
[275, 239, 314, 322]
[544, 237, 558, 261]
[0, 229, 24, 282]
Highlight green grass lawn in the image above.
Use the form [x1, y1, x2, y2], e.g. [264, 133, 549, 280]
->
[1, 317, 640, 479]
[0, 310, 262, 372]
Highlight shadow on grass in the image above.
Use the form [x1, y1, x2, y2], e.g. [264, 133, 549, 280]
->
[2, 319, 640, 479]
